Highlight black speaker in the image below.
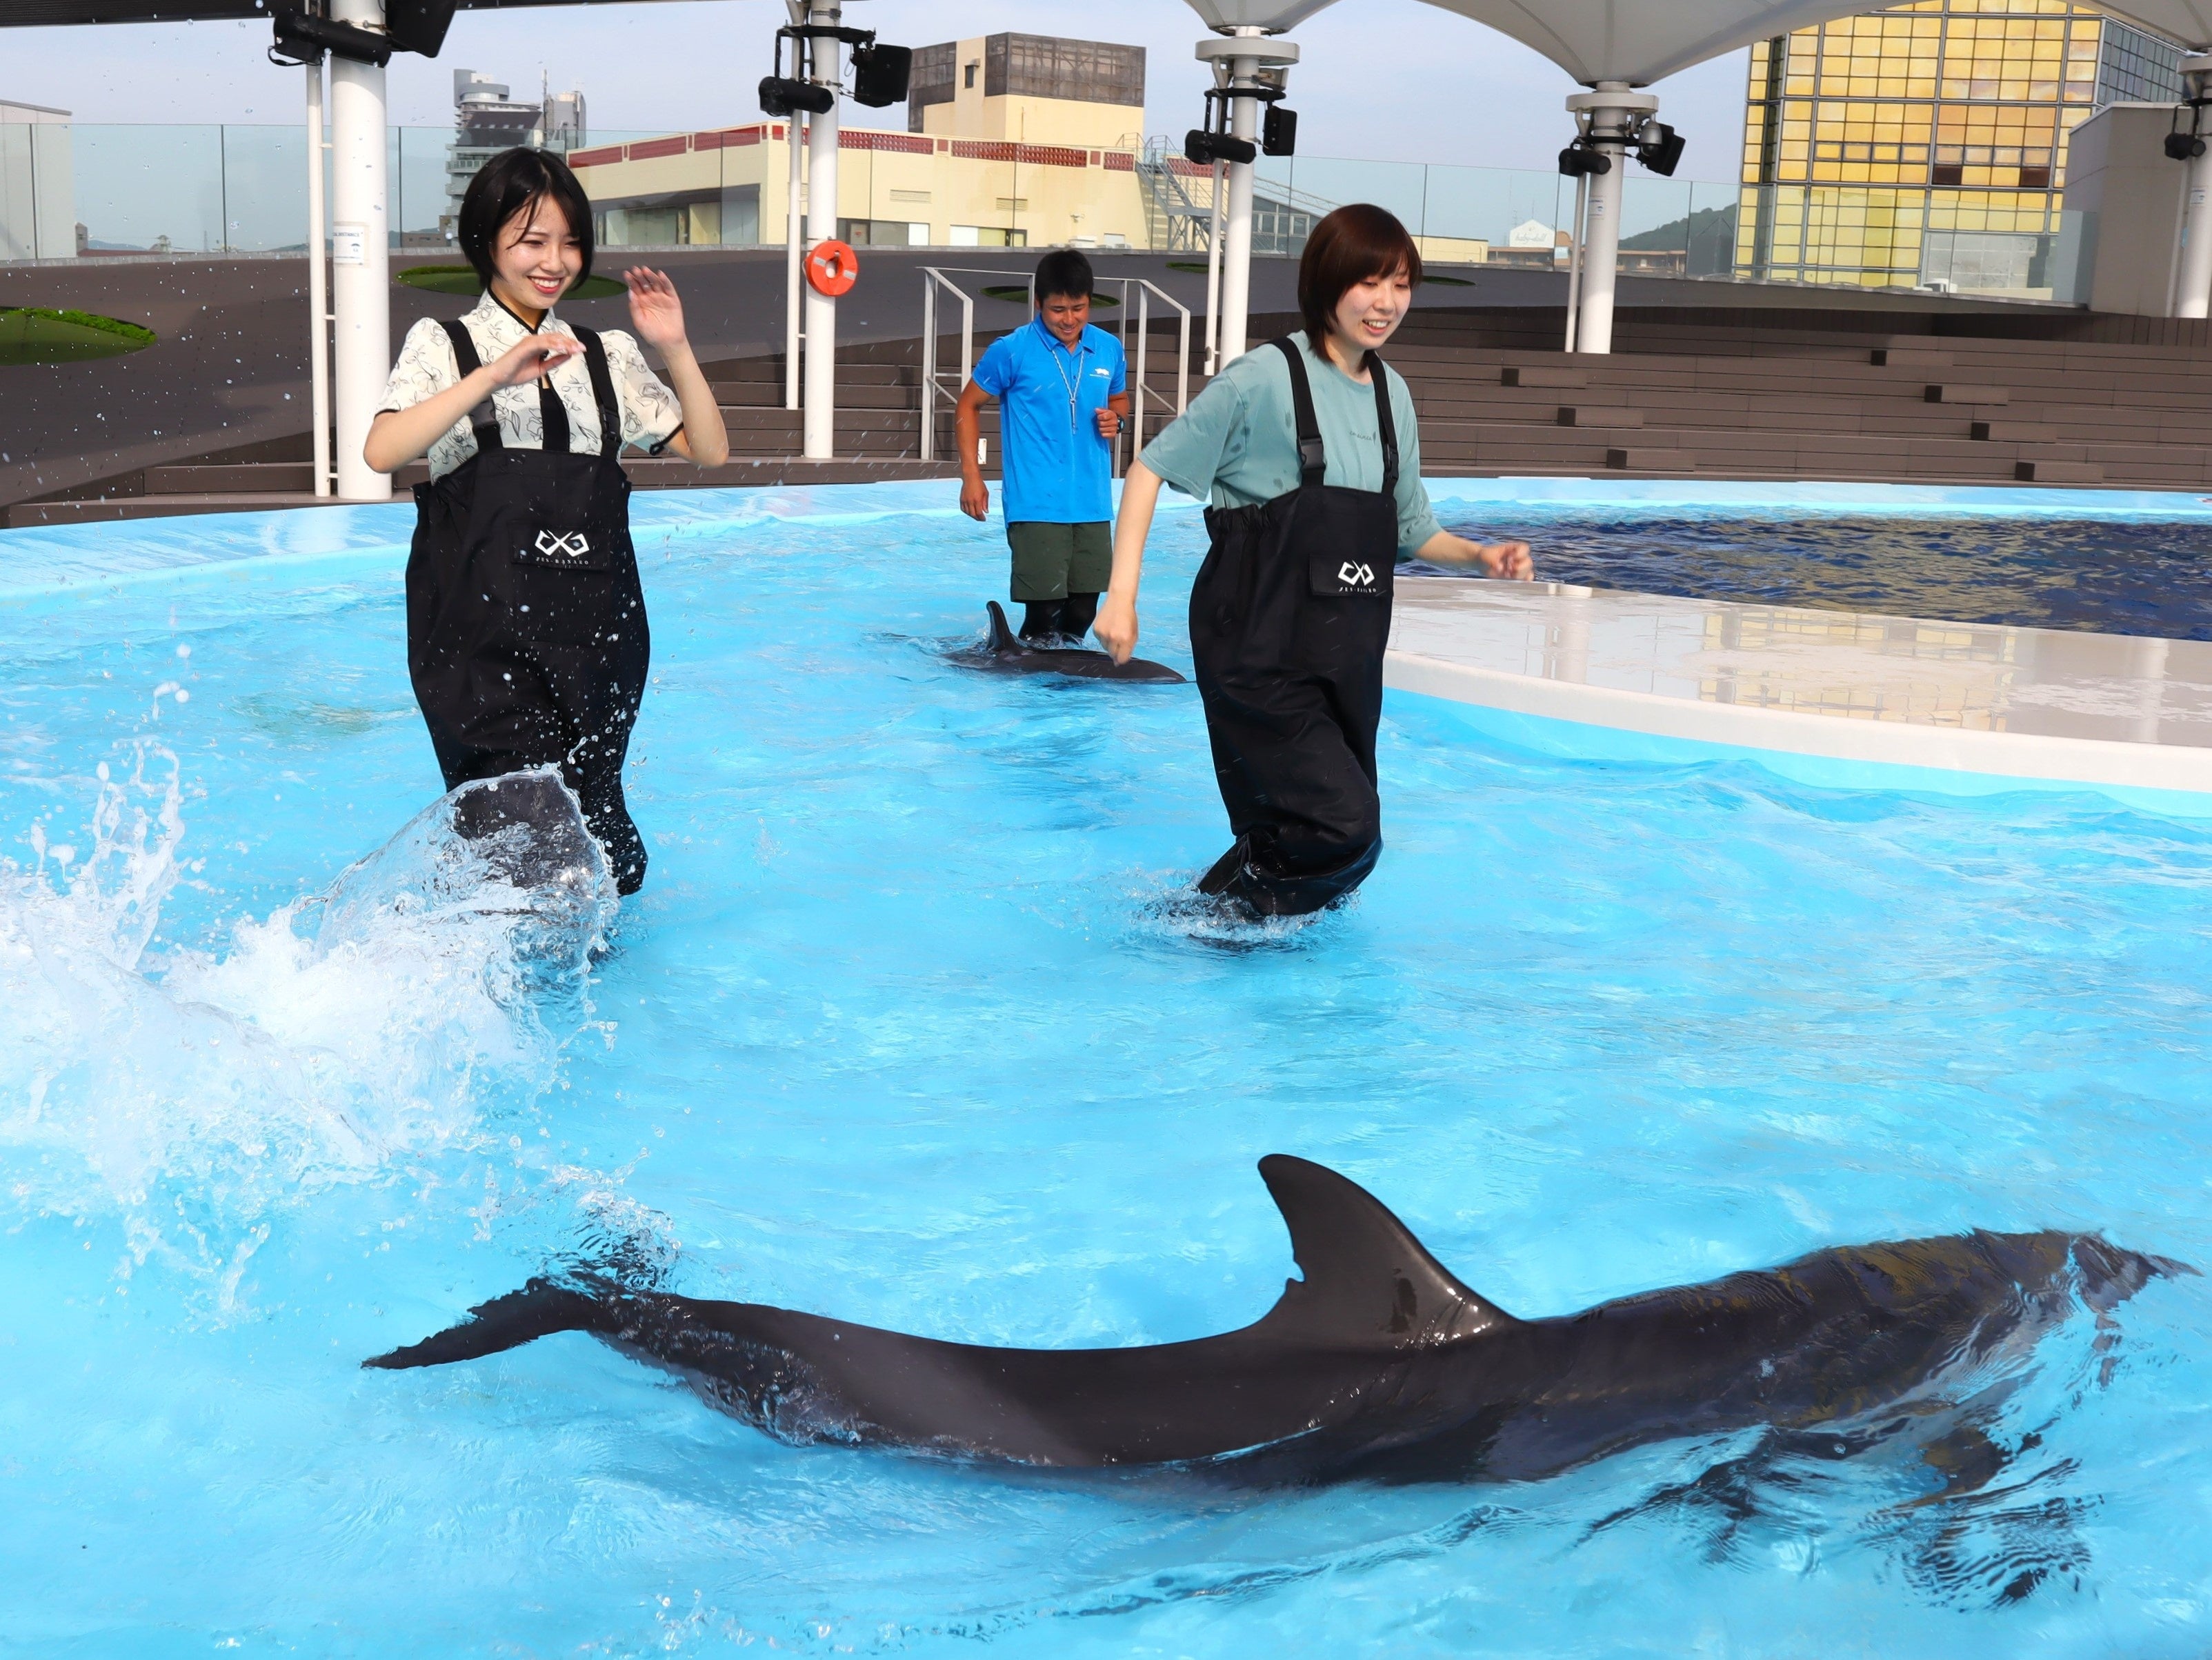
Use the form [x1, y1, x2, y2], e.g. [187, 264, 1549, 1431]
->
[385, 0, 457, 57]
[2167, 131, 2206, 161]
[1262, 105, 1297, 158]
[1186, 129, 1256, 168]
[851, 41, 911, 108]
[760, 76, 835, 119]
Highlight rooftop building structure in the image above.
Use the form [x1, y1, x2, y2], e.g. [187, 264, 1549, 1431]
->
[1735, 0, 2184, 295]
[441, 70, 587, 242]
[907, 34, 1146, 150]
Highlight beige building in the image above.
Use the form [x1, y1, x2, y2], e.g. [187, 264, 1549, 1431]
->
[569, 32, 1153, 252]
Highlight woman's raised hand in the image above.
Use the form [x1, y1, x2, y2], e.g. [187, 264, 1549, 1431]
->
[484, 332, 583, 388]
[624, 267, 690, 351]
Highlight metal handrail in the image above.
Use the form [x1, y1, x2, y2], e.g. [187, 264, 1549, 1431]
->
[919, 266, 1194, 468]
[918, 266, 978, 464]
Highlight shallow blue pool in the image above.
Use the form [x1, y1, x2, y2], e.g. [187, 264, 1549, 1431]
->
[5, 482, 2212, 1657]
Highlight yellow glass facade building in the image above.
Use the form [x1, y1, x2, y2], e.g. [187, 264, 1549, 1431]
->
[1737, 1, 2182, 293]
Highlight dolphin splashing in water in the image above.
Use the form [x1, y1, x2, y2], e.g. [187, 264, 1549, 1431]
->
[946, 601, 1186, 683]
[366, 1157, 2180, 1485]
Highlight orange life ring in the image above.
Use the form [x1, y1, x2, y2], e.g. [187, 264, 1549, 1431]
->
[806, 239, 859, 297]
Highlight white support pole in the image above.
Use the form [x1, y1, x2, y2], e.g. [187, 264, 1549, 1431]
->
[1202, 159, 1224, 373]
[306, 59, 332, 497]
[801, 1, 841, 460]
[1562, 84, 1657, 358]
[2174, 57, 2212, 319]
[1562, 168, 1588, 353]
[329, 0, 391, 501]
[785, 114, 804, 409]
[1197, 31, 1297, 371]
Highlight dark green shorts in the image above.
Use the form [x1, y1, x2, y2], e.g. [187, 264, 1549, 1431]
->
[1006, 520, 1112, 602]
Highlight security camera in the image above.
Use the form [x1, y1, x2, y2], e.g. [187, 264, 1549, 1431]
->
[1557, 142, 1611, 178]
[2167, 131, 2206, 161]
[1186, 130, 1257, 168]
[760, 76, 836, 118]
[1636, 121, 1685, 177]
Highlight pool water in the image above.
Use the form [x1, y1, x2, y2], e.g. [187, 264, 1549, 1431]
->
[5, 485, 2212, 1657]
[1432, 510, 2212, 640]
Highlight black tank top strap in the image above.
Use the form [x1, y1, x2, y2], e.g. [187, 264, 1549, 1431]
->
[1367, 354, 1399, 495]
[439, 319, 504, 453]
[570, 326, 624, 461]
[1273, 337, 1328, 488]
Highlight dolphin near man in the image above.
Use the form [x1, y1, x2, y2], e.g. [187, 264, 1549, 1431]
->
[946, 600, 1186, 683]
[364, 1155, 2180, 1486]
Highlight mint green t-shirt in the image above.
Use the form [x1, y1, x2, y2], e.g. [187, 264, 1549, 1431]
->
[1138, 333, 1442, 558]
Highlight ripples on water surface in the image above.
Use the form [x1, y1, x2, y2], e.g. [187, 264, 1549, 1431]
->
[1435, 510, 2212, 639]
[3, 489, 2211, 1657]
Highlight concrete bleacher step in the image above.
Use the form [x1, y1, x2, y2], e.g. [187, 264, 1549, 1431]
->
[2015, 458, 2106, 483]
[1500, 365, 1588, 389]
[1554, 406, 1644, 429]
[1970, 420, 2057, 442]
[1870, 347, 1954, 370]
[1606, 446, 1696, 472]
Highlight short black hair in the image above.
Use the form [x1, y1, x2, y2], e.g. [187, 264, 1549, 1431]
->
[457, 148, 596, 293]
[1298, 204, 1422, 349]
[1033, 248, 1094, 304]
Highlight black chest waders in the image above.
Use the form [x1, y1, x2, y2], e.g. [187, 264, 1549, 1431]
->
[405, 321, 652, 894]
[1189, 337, 1400, 917]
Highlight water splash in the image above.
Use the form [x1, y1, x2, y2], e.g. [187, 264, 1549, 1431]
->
[0, 758, 617, 1297]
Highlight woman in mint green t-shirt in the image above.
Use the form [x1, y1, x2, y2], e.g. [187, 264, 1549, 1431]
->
[1095, 205, 1532, 917]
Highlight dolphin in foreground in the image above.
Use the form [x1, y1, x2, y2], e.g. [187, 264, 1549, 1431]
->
[364, 1156, 2181, 1484]
[946, 600, 1186, 683]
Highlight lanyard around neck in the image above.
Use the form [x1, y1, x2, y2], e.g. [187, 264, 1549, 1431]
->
[1039, 323, 1086, 432]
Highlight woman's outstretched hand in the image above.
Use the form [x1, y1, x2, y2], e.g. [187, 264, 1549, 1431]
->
[624, 266, 689, 352]
[1415, 530, 1535, 580]
[1094, 593, 1139, 664]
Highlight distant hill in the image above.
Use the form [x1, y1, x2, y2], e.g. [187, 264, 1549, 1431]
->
[1620, 203, 1737, 275]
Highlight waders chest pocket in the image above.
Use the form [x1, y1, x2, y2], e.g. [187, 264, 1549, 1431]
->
[1307, 543, 1391, 599]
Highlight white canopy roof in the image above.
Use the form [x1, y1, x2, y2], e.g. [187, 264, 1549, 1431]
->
[1184, 0, 1344, 30]
[1414, 0, 2212, 88]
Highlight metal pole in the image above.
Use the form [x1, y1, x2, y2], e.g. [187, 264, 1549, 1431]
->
[1562, 168, 1588, 352]
[1217, 47, 1260, 367]
[330, 0, 391, 501]
[306, 60, 332, 497]
[2176, 59, 2212, 318]
[920, 273, 936, 461]
[801, 1, 841, 460]
[1134, 283, 1150, 454]
[1202, 158, 1225, 374]
[784, 124, 802, 406]
[1563, 84, 1655, 358]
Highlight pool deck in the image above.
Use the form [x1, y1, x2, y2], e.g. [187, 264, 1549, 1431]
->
[1388, 577, 2212, 810]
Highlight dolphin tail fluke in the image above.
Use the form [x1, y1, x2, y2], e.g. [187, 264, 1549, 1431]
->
[361, 1276, 609, 1370]
[1253, 1155, 1520, 1348]
[985, 601, 1023, 654]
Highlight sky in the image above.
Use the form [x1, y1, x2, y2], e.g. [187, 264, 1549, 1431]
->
[0, 0, 1751, 183]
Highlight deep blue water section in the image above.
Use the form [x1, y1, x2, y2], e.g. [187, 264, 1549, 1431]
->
[1431, 509, 2212, 639]
[2, 485, 2211, 1657]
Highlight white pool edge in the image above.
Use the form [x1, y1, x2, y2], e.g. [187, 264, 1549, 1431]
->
[1387, 652, 2212, 817]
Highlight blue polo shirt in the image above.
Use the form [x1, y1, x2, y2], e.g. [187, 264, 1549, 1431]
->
[972, 318, 1126, 523]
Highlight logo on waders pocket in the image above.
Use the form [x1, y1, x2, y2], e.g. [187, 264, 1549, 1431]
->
[534, 530, 592, 561]
[1338, 561, 1377, 588]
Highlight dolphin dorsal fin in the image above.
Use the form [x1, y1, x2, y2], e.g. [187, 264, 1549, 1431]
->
[1251, 1155, 1518, 1348]
[985, 601, 1024, 654]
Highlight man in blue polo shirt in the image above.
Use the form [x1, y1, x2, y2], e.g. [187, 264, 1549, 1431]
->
[957, 249, 1131, 643]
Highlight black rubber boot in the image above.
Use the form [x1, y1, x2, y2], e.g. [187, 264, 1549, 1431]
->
[1019, 599, 1066, 643]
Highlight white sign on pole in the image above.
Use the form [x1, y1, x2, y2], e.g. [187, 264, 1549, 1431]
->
[332, 221, 366, 266]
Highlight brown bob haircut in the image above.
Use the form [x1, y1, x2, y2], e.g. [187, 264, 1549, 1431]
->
[1297, 203, 1422, 346]
[458, 147, 596, 292]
